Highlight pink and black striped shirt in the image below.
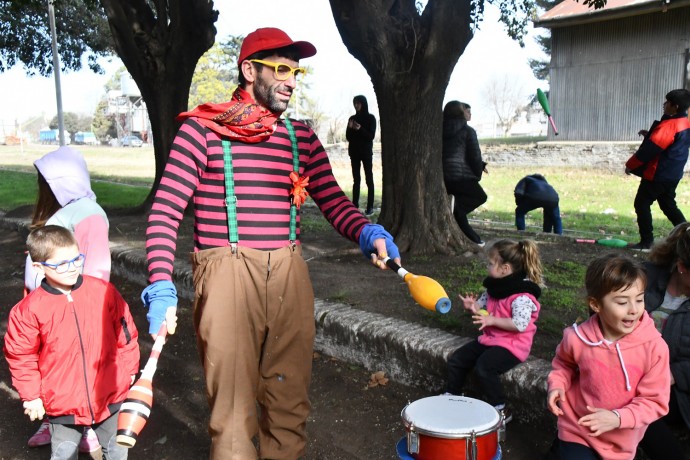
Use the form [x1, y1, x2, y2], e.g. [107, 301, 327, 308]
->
[146, 117, 370, 283]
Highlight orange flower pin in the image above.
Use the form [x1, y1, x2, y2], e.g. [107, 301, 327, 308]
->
[289, 171, 310, 208]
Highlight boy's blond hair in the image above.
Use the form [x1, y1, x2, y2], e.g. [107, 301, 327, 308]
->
[27, 225, 78, 263]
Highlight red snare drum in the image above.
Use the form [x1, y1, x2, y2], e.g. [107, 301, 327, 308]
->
[401, 395, 502, 460]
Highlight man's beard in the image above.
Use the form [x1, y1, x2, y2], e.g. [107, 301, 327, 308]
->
[254, 74, 291, 113]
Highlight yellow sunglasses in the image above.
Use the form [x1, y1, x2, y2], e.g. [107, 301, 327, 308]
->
[250, 59, 307, 81]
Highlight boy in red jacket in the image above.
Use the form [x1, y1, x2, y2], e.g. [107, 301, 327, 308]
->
[4, 225, 139, 459]
[625, 88, 690, 250]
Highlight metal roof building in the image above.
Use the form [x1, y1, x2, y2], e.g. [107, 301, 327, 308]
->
[534, 0, 690, 141]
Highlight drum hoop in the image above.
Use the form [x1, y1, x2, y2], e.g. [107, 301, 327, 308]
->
[400, 396, 501, 439]
[402, 419, 502, 439]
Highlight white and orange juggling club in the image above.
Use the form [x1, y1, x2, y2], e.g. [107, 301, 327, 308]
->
[116, 308, 176, 448]
[381, 256, 452, 314]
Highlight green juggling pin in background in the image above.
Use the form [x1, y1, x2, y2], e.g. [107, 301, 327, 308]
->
[575, 238, 629, 248]
[537, 88, 559, 135]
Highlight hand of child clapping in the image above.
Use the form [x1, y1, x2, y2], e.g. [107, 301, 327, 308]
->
[459, 293, 479, 314]
[472, 310, 493, 330]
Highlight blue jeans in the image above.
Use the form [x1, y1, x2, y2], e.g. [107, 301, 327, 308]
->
[515, 198, 562, 234]
[50, 412, 127, 460]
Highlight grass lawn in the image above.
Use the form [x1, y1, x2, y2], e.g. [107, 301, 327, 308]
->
[1, 143, 688, 238]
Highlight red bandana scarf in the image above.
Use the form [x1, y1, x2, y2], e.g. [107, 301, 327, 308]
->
[176, 87, 280, 143]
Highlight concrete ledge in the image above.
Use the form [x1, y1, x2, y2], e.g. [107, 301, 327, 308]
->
[313, 299, 552, 425]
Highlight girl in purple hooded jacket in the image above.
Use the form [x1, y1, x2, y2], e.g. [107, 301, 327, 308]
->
[24, 146, 111, 291]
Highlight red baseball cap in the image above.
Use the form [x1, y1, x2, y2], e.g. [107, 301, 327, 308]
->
[238, 27, 317, 65]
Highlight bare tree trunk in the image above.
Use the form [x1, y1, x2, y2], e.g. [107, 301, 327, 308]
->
[99, 0, 217, 209]
[329, 0, 473, 253]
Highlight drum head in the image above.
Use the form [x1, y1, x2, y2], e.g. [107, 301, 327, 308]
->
[401, 395, 501, 438]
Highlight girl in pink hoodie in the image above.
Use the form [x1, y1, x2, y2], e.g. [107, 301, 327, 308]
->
[547, 254, 670, 460]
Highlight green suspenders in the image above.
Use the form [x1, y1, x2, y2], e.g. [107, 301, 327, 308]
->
[221, 118, 300, 250]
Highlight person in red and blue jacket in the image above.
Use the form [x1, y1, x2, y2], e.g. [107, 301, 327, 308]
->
[625, 89, 690, 250]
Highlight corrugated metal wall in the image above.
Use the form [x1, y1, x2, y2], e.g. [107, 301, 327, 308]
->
[549, 8, 690, 141]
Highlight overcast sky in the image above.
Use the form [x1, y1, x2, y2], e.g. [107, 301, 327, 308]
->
[0, 1, 547, 131]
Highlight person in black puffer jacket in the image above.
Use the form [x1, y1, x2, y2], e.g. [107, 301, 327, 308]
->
[442, 100, 487, 245]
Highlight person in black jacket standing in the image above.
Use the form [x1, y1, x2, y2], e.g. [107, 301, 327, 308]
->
[346, 95, 377, 216]
[442, 101, 487, 246]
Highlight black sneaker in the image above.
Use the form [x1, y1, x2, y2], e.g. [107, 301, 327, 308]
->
[628, 241, 651, 252]
[364, 208, 375, 216]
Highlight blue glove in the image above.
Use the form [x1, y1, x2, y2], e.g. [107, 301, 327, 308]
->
[359, 224, 400, 261]
[141, 280, 178, 335]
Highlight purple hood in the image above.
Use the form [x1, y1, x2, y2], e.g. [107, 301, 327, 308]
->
[34, 146, 96, 206]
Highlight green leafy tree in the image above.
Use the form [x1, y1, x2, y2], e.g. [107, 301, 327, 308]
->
[0, 0, 112, 75]
[2, 0, 218, 207]
[529, 0, 562, 81]
[49, 112, 91, 138]
[296, 88, 327, 136]
[92, 99, 116, 142]
[328, 0, 605, 253]
[99, 1, 217, 205]
[188, 42, 236, 109]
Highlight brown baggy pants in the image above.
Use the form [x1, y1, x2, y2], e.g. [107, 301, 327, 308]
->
[191, 245, 315, 460]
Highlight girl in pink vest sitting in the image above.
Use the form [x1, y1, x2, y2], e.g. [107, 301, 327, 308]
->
[446, 239, 543, 423]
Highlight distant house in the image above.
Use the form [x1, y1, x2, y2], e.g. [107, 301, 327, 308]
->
[534, 0, 690, 141]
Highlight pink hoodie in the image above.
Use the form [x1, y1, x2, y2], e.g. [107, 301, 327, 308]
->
[547, 311, 670, 460]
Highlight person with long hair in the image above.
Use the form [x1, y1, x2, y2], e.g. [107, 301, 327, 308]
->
[442, 100, 487, 246]
[24, 146, 111, 453]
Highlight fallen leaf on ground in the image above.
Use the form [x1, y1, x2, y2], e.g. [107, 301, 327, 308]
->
[368, 370, 389, 388]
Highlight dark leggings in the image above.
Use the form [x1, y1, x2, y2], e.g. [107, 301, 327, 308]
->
[633, 178, 686, 244]
[446, 339, 520, 406]
[446, 180, 487, 244]
[558, 440, 600, 460]
[544, 393, 686, 460]
[350, 154, 374, 211]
